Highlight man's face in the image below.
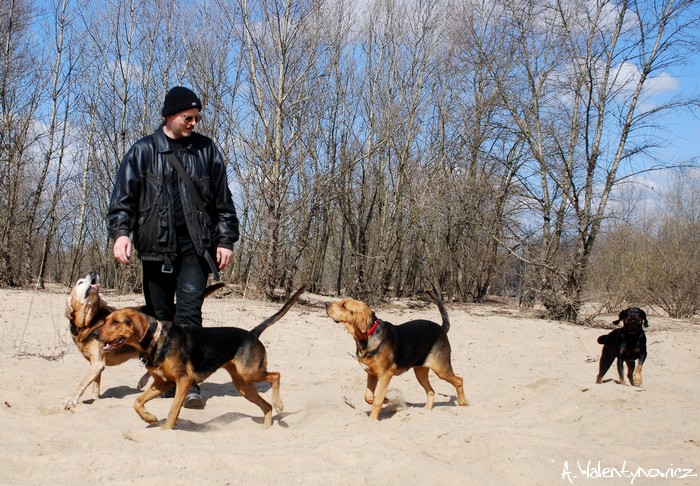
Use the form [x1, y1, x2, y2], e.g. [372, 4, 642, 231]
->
[164, 108, 201, 139]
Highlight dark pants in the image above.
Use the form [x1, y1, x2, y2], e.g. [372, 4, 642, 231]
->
[142, 237, 210, 327]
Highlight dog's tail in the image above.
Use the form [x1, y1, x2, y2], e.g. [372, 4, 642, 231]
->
[426, 288, 450, 333]
[250, 285, 306, 338]
[203, 282, 226, 298]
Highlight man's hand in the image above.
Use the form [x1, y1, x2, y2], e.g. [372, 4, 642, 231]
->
[216, 247, 234, 270]
[113, 235, 132, 264]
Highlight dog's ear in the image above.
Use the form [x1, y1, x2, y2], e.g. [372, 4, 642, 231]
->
[65, 295, 75, 320]
[348, 302, 373, 334]
[106, 309, 130, 327]
[640, 309, 649, 328]
[352, 306, 368, 333]
[613, 308, 629, 325]
[122, 308, 139, 326]
[84, 300, 99, 327]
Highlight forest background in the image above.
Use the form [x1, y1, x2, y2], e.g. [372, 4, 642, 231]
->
[1, 0, 699, 323]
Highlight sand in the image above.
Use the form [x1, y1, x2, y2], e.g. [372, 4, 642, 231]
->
[0, 286, 698, 485]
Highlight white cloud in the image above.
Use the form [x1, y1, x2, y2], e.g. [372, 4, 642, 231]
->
[644, 71, 681, 95]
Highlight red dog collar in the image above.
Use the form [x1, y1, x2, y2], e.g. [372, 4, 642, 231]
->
[366, 319, 380, 337]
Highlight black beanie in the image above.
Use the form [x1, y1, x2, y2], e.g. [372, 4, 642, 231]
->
[161, 86, 202, 117]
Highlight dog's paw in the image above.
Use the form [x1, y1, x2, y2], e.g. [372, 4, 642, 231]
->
[363, 394, 389, 405]
[63, 398, 78, 410]
[263, 412, 273, 429]
[136, 410, 160, 426]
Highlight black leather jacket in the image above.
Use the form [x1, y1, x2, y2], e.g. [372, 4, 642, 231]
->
[107, 127, 239, 273]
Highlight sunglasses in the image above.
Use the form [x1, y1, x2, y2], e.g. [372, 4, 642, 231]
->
[180, 114, 202, 124]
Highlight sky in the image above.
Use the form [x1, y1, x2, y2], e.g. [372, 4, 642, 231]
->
[28, 0, 699, 171]
[653, 1, 700, 167]
[659, 45, 700, 164]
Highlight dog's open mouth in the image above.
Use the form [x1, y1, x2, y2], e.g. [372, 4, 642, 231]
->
[102, 337, 126, 351]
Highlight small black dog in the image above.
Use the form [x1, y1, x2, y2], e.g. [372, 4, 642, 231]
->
[596, 307, 648, 386]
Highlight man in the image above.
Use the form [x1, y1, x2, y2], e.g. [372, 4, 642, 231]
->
[108, 86, 240, 409]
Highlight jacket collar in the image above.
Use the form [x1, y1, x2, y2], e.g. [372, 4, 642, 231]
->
[153, 126, 171, 154]
[153, 125, 198, 154]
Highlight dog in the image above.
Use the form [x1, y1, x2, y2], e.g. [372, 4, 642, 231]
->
[596, 307, 649, 386]
[64, 271, 223, 410]
[325, 289, 468, 420]
[94, 285, 306, 429]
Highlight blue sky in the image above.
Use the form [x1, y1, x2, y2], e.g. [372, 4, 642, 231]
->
[661, 49, 700, 165]
[30, 0, 699, 168]
[656, 7, 700, 167]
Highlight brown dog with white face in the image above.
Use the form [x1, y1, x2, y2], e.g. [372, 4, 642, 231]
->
[94, 286, 305, 430]
[64, 272, 142, 410]
[325, 289, 468, 420]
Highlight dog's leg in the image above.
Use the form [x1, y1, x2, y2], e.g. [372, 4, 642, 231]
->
[265, 370, 283, 413]
[369, 374, 393, 420]
[162, 377, 193, 430]
[414, 367, 436, 409]
[633, 358, 644, 386]
[134, 378, 172, 426]
[438, 373, 469, 406]
[616, 358, 627, 385]
[364, 373, 386, 405]
[430, 361, 470, 406]
[626, 360, 636, 387]
[90, 373, 102, 401]
[237, 380, 274, 428]
[64, 351, 106, 410]
[596, 349, 615, 384]
[226, 365, 275, 428]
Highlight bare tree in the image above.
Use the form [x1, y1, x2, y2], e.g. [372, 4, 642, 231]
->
[482, 0, 699, 322]
[0, 0, 46, 286]
[237, 0, 326, 298]
[32, 0, 80, 288]
[591, 170, 700, 318]
[1, 0, 698, 317]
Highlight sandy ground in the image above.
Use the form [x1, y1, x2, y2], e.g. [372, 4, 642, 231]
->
[0, 286, 699, 485]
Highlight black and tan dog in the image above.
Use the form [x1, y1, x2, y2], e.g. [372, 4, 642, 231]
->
[596, 307, 649, 386]
[94, 286, 305, 429]
[325, 290, 468, 420]
[64, 271, 223, 410]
